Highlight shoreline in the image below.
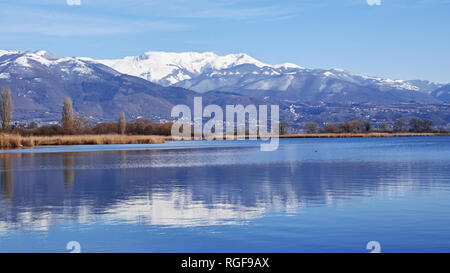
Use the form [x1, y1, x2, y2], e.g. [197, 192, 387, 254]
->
[173, 132, 450, 140]
[279, 132, 450, 138]
[1, 132, 449, 149]
[0, 134, 167, 149]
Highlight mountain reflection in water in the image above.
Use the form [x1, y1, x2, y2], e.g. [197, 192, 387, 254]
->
[0, 137, 450, 252]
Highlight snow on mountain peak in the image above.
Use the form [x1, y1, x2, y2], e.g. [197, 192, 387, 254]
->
[0, 49, 96, 77]
[33, 50, 60, 60]
[0, 49, 20, 58]
[1, 49, 439, 95]
[95, 51, 297, 85]
[92, 51, 433, 93]
[273, 62, 304, 70]
[34, 50, 49, 57]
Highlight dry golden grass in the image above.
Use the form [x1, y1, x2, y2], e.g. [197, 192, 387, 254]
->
[0, 134, 166, 148]
[1, 132, 448, 149]
[0, 134, 21, 148]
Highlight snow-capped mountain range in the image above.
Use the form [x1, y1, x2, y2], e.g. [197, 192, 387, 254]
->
[0, 49, 207, 121]
[94, 51, 304, 87]
[96, 51, 280, 86]
[0, 49, 104, 81]
[92, 51, 444, 97]
[0, 49, 449, 123]
[1, 49, 446, 99]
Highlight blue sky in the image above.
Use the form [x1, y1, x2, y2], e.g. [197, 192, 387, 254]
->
[1, 0, 449, 82]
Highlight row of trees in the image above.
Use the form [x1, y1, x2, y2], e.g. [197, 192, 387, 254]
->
[0, 90, 173, 136]
[59, 97, 172, 135]
[0, 85, 444, 136]
[303, 117, 437, 134]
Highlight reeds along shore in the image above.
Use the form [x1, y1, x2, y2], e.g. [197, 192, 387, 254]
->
[0, 134, 166, 148]
[279, 132, 450, 138]
[1, 132, 449, 149]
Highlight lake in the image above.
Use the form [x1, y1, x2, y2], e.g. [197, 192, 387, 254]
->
[0, 136, 450, 253]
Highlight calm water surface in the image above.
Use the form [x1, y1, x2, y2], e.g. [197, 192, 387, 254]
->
[0, 137, 449, 252]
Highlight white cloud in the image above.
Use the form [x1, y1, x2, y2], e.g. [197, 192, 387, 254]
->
[366, 0, 381, 6]
[66, 0, 81, 6]
[0, 7, 190, 37]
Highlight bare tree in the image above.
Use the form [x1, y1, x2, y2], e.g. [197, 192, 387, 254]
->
[409, 117, 423, 132]
[393, 118, 408, 132]
[61, 97, 74, 131]
[1, 87, 13, 132]
[363, 120, 372, 132]
[279, 121, 289, 135]
[303, 122, 318, 134]
[321, 123, 339, 133]
[73, 115, 91, 131]
[409, 117, 434, 133]
[342, 119, 371, 133]
[379, 122, 391, 132]
[119, 112, 126, 135]
[422, 119, 434, 133]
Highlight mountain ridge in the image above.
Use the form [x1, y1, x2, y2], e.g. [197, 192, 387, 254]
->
[0, 49, 267, 123]
[0, 49, 449, 128]
[92, 50, 445, 95]
[2, 49, 446, 99]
